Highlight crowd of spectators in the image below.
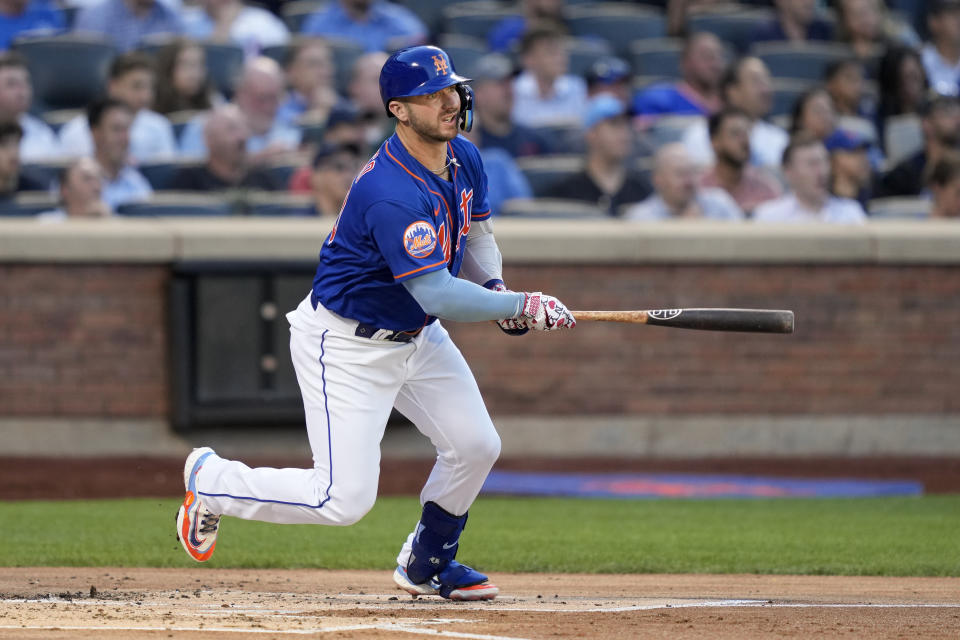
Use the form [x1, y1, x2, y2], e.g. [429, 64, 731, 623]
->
[0, 0, 958, 220]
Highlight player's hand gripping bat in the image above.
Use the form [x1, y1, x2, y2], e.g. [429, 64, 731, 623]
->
[570, 308, 794, 333]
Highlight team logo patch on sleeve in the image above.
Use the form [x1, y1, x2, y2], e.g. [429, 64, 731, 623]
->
[403, 221, 438, 258]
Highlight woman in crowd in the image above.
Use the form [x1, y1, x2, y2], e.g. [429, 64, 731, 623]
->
[153, 39, 219, 116]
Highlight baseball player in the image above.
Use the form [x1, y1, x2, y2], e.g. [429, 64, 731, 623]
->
[176, 45, 576, 601]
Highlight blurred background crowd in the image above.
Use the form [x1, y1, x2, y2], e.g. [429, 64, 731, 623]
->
[1, 0, 959, 221]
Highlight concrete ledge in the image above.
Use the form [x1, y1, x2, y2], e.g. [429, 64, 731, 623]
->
[2, 218, 960, 264]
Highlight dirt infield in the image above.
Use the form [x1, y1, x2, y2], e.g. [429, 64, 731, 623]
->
[1, 568, 958, 639]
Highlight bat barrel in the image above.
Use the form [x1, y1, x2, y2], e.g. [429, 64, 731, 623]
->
[643, 308, 794, 333]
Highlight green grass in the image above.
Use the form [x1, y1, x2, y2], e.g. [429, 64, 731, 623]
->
[1, 496, 958, 576]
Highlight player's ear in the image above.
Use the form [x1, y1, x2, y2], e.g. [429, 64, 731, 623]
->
[389, 100, 409, 124]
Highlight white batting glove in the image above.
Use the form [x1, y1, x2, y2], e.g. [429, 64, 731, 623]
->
[485, 280, 529, 336]
[518, 292, 576, 331]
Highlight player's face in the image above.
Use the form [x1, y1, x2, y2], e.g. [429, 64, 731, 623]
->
[400, 85, 461, 143]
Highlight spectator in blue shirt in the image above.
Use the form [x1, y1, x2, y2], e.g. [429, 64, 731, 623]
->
[87, 97, 152, 208]
[633, 32, 727, 126]
[73, 0, 182, 52]
[751, 0, 834, 45]
[300, 0, 425, 53]
[487, 0, 566, 53]
[0, 0, 64, 50]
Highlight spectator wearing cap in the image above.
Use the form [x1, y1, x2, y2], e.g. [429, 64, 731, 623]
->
[632, 32, 726, 125]
[922, 0, 960, 96]
[586, 55, 632, 105]
[59, 52, 178, 163]
[170, 104, 283, 191]
[878, 94, 960, 197]
[309, 141, 363, 216]
[0, 120, 46, 200]
[699, 108, 782, 215]
[300, 0, 425, 53]
[0, 51, 59, 162]
[511, 27, 588, 128]
[73, 0, 182, 52]
[626, 142, 743, 221]
[471, 53, 553, 158]
[751, 0, 834, 45]
[487, 0, 566, 54]
[0, 0, 65, 51]
[182, 0, 289, 56]
[928, 152, 960, 218]
[36, 157, 112, 221]
[682, 56, 788, 169]
[87, 97, 153, 209]
[827, 128, 873, 208]
[277, 38, 343, 130]
[547, 95, 651, 216]
[754, 134, 866, 223]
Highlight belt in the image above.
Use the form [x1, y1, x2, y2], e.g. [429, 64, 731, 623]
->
[311, 292, 423, 343]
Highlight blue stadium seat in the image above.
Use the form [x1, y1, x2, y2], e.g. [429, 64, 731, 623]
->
[630, 38, 683, 79]
[867, 197, 930, 219]
[140, 161, 203, 191]
[13, 35, 115, 112]
[769, 78, 813, 117]
[686, 8, 775, 54]
[247, 193, 316, 216]
[443, 3, 520, 41]
[281, 0, 323, 32]
[326, 37, 366, 96]
[201, 42, 244, 99]
[394, 0, 451, 37]
[437, 33, 488, 79]
[116, 192, 233, 216]
[260, 43, 289, 67]
[752, 41, 854, 82]
[499, 197, 607, 219]
[515, 155, 584, 198]
[566, 36, 614, 77]
[567, 4, 666, 58]
[0, 194, 58, 216]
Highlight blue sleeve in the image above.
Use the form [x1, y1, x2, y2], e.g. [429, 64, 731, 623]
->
[366, 199, 449, 281]
[403, 269, 523, 322]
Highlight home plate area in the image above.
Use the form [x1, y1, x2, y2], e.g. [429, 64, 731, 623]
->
[1, 568, 958, 639]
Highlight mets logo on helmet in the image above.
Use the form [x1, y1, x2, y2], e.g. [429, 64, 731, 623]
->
[432, 54, 449, 75]
[403, 221, 438, 258]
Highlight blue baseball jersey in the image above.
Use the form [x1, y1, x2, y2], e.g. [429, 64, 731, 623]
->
[312, 132, 492, 331]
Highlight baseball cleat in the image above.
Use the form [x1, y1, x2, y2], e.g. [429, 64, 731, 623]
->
[176, 447, 220, 562]
[393, 561, 499, 601]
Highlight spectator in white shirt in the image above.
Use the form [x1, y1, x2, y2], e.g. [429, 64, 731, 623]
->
[511, 26, 587, 128]
[754, 133, 866, 223]
[36, 157, 112, 221]
[922, 0, 960, 96]
[625, 142, 744, 221]
[0, 51, 59, 162]
[682, 56, 788, 169]
[178, 56, 301, 161]
[87, 97, 152, 209]
[182, 0, 289, 57]
[59, 52, 177, 163]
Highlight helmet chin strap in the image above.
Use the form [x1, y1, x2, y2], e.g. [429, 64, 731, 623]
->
[456, 84, 474, 133]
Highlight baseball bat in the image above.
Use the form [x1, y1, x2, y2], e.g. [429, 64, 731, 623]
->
[570, 308, 794, 333]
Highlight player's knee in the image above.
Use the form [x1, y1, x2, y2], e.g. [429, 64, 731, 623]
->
[331, 486, 377, 525]
[460, 431, 501, 470]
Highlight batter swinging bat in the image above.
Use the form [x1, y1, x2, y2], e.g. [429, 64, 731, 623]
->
[570, 308, 794, 334]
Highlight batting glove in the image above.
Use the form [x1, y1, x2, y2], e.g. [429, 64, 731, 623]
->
[518, 292, 576, 331]
[485, 279, 529, 336]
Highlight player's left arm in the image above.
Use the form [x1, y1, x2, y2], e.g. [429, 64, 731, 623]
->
[459, 219, 530, 335]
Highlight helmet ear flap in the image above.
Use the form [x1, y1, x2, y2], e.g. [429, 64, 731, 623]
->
[456, 84, 474, 132]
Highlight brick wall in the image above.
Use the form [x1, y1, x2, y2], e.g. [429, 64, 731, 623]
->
[1, 262, 957, 418]
[449, 264, 960, 415]
[0, 265, 169, 416]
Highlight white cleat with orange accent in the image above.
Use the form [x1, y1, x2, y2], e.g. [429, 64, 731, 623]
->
[176, 447, 221, 562]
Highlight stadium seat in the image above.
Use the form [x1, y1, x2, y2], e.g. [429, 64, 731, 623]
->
[442, 2, 521, 41]
[867, 197, 930, 219]
[20, 161, 67, 189]
[140, 161, 203, 191]
[629, 38, 683, 79]
[499, 197, 607, 218]
[281, 0, 323, 32]
[515, 155, 584, 197]
[529, 123, 586, 154]
[437, 33, 488, 78]
[568, 4, 666, 57]
[260, 43, 289, 67]
[0, 193, 58, 216]
[13, 35, 115, 112]
[326, 38, 365, 97]
[566, 36, 614, 77]
[394, 0, 450, 37]
[752, 41, 854, 82]
[116, 192, 234, 216]
[686, 7, 775, 54]
[883, 114, 923, 168]
[247, 192, 316, 216]
[201, 42, 244, 99]
[769, 78, 813, 118]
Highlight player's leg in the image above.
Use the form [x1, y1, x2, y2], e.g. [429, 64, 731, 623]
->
[391, 321, 501, 600]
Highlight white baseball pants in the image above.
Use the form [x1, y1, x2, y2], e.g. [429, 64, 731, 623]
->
[195, 295, 501, 539]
